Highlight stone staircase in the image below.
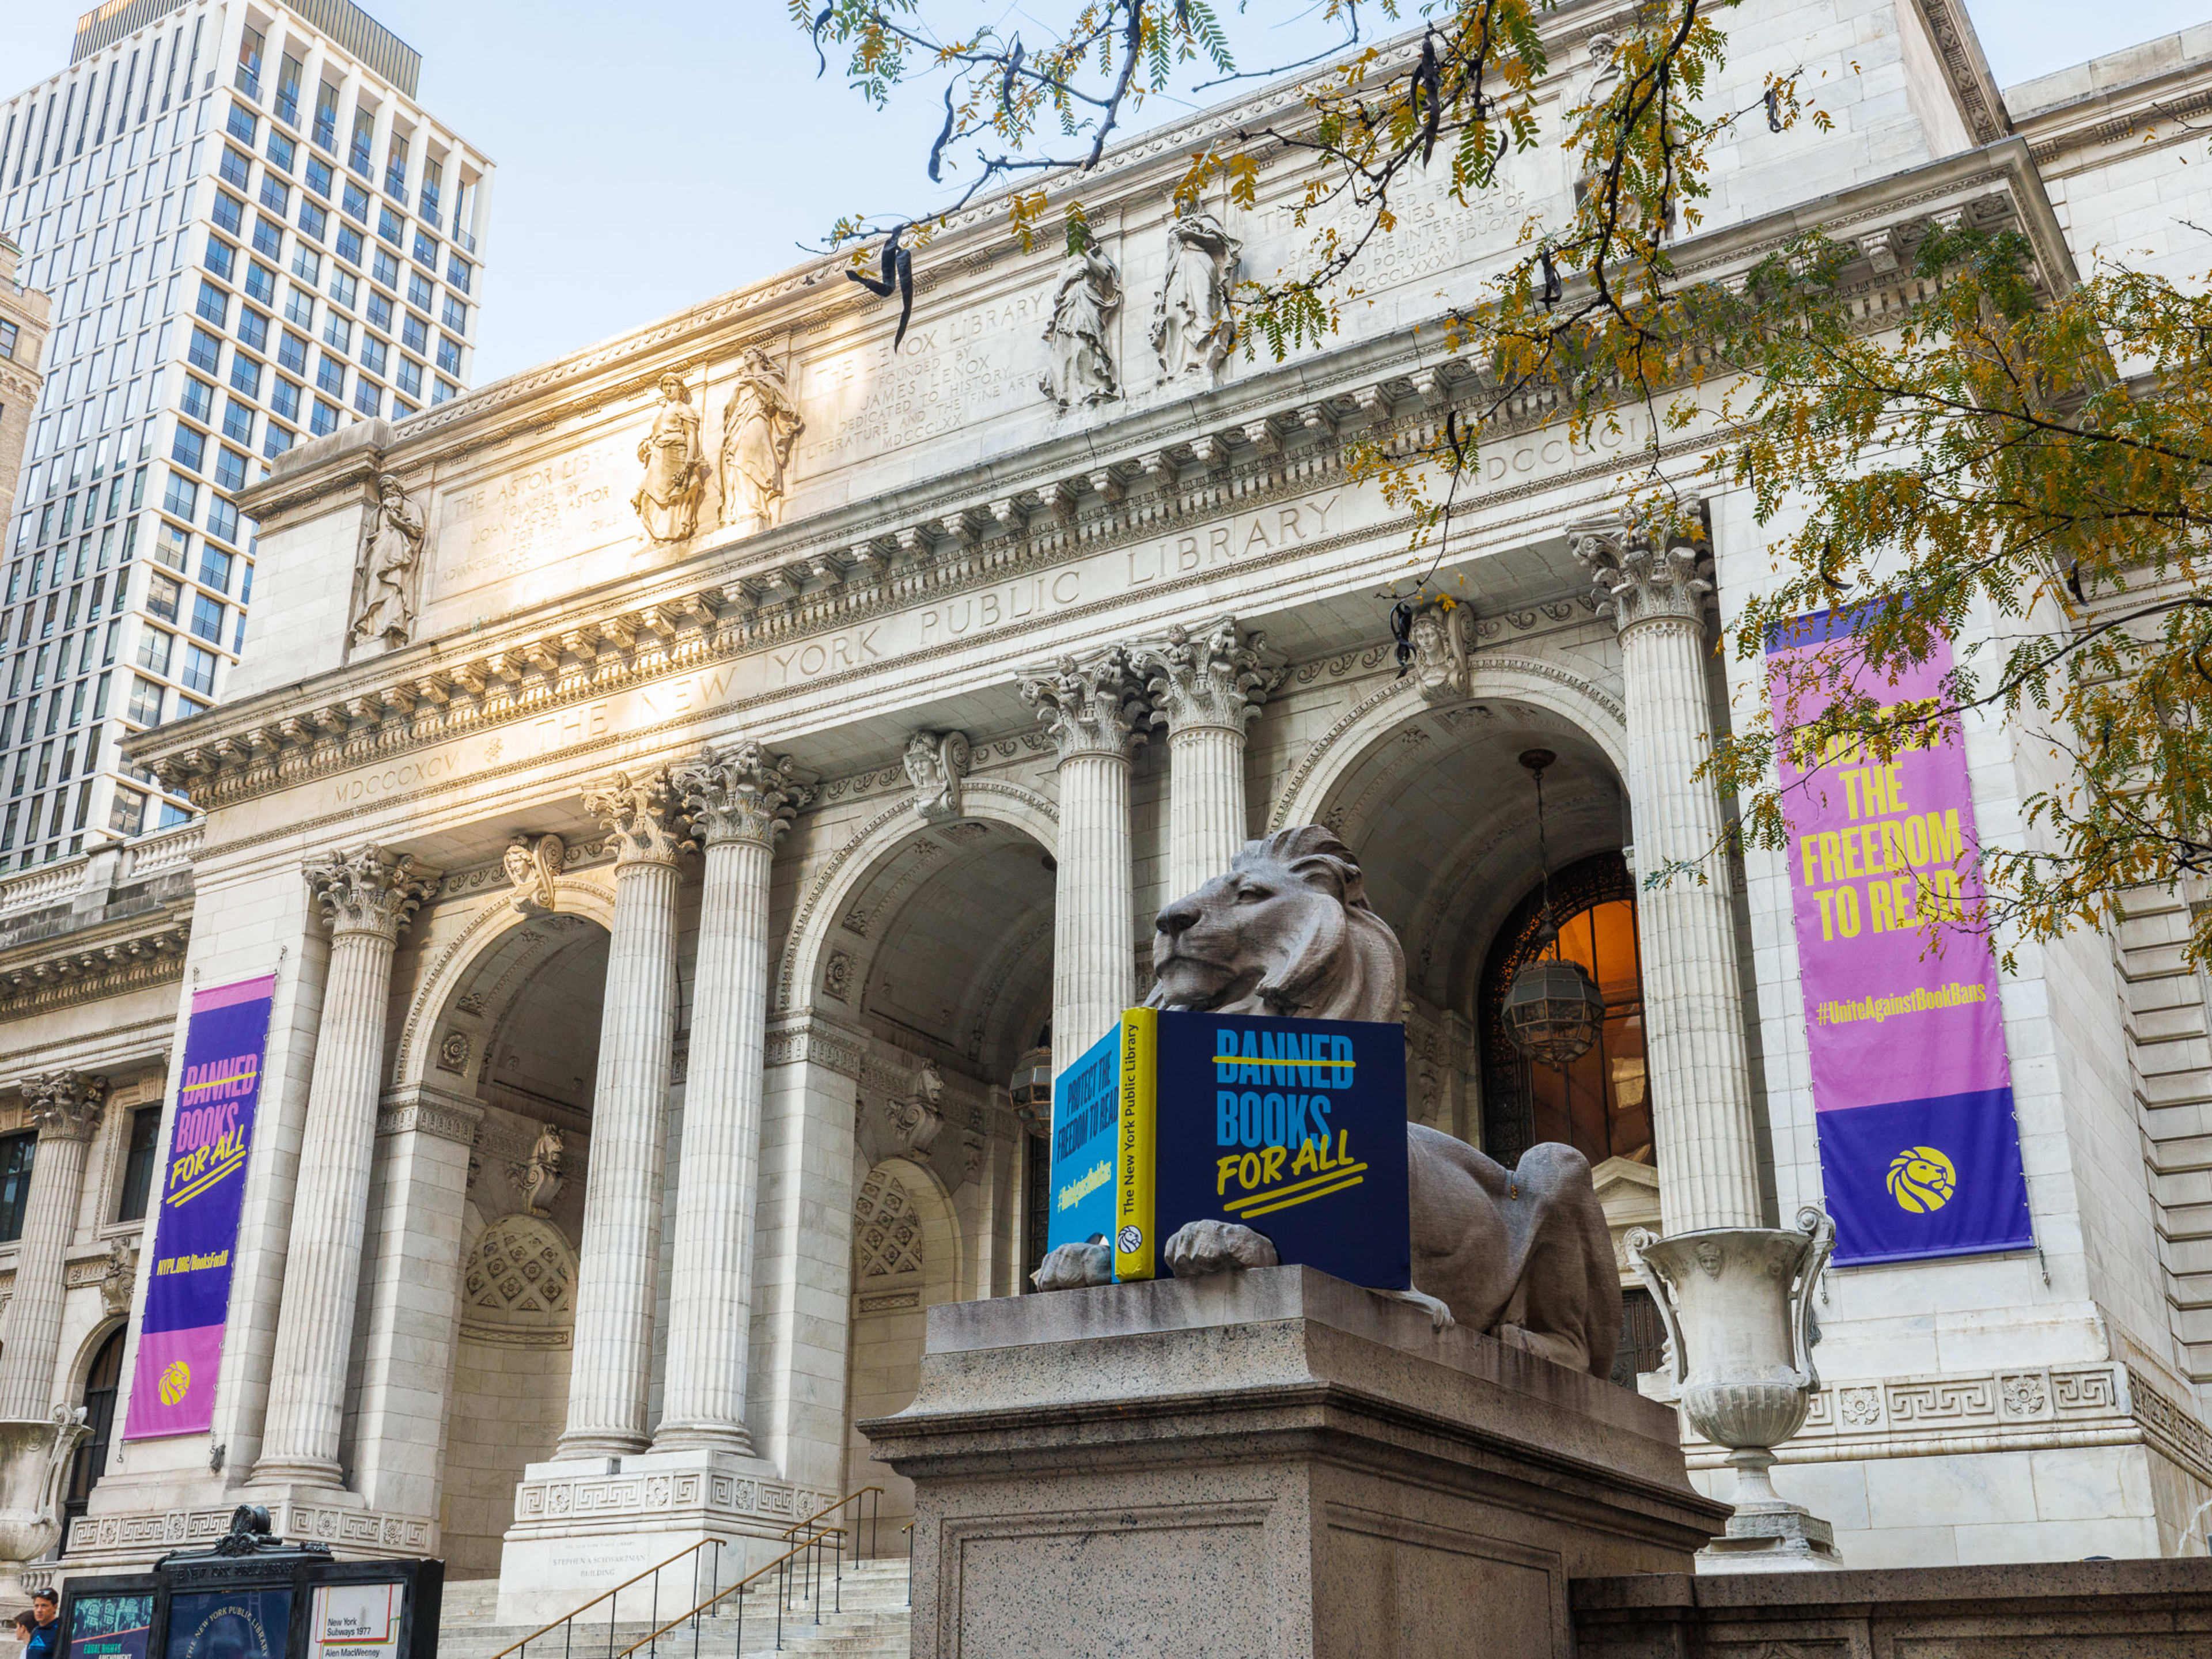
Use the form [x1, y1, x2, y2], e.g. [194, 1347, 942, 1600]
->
[436, 1560, 911, 1659]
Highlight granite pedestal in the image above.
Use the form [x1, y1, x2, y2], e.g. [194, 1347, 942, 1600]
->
[858, 1266, 1730, 1659]
[1573, 1558, 2212, 1656]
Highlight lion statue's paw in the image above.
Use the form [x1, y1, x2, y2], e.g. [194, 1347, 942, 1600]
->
[1387, 1286, 1456, 1332]
[1165, 1219, 1280, 1278]
[1031, 1241, 1114, 1291]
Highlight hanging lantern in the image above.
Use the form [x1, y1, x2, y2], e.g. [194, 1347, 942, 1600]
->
[1503, 955, 1607, 1066]
[1009, 1044, 1053, 1138]
[1503, 748, 1607, 1066]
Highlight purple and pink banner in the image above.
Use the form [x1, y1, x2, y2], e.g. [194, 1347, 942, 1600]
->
[123, 974, 273, 1440]
[1767, 609, 2032, 1266]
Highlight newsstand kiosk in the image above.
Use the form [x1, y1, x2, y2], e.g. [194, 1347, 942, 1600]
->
[56, 1507, 442, 1659]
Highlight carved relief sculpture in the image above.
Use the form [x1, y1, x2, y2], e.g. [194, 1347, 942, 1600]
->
[348, 475, 425, 652]
[98, 1238, 138, 1317]
[1039, 244, 1122, 411]
[632, 373, 708, 543]
[719, 348, 805, 534]
[903, 730, 972, 824]
[522, 1122, 566, 1215]
[1151, 212, 1241, 383]
[1036, 825, 1622, 1378]
[884, 1059, 947, 1157]
[503, 832, 566, 915]
[1406, 598, 1471, 704]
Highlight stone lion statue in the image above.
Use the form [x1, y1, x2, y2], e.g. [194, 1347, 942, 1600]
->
[1036, 825, 1622, 1378]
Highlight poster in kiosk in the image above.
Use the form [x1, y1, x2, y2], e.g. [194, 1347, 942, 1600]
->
[58, 1506, 443, 1659]
[1047, 1008, 1411, 1289]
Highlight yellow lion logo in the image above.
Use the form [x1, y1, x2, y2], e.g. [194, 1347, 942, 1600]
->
[157, 1359, 192, 1406]
[1887, 1146, 1957, 1213]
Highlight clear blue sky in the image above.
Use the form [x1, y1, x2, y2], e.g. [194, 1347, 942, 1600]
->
[3, 1, 2205, 385]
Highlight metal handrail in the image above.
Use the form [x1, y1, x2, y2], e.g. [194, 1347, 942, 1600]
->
[777, 1484, 885, 1561]
[612, 1524, 843, 1659]
[487, 1483, 888, 1659]
[488, 1539, 721, 1659]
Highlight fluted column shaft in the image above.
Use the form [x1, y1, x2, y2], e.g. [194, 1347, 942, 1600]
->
[255, 848, 427, 1485]
[1022, 651, 1146, 1076]
[560, 772, 683, 1459]
[1165, 725, 1246, 897]
[656, 744, 805, 1453]
[1052, 748, 1135, 1073]
[0, 1075, 104, 1420]
[1140, 617, 1275, 898]
[1580, 521, 1764, 1232]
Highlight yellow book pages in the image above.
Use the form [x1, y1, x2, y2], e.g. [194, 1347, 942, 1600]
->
[1113, 1006, 1157, 1281]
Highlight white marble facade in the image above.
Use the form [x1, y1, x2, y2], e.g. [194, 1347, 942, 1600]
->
[5, 0, 2212, 1613]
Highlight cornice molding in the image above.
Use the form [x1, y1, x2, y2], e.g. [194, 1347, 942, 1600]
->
[0, 920, 190, 1017]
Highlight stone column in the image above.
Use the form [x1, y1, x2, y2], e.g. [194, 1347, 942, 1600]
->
[1574, 517, 1763, 1232]
[253, 846, 430, 1486]
[1020, 650, 1147, 1074]
[347, 1084, 481, 1519]
[654, 742, 806, 1455]
[558, 770, 684, 1460]
[1139, 616, 1277, 897]
[0, 1072, 106, 1419]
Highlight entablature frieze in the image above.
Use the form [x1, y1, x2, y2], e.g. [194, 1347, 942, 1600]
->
[159, 162, 2050, 824]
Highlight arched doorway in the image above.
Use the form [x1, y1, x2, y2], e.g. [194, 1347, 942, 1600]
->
[426, 911, 608, 1580]
[1477, 851, 1650, 1171]
[843, 1160, 961, 1544]
[812, 814, 1055, 1530]
[60, 1324, 124, 1551]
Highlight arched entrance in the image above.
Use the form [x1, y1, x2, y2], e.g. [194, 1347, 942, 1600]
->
[1477, 851, 1650, 1170]
[426, 910, 609, 1579]
[59, 1324, 123, 1552]
[844, 1160, 961, 1543]
[809, 813, 1055, 1531]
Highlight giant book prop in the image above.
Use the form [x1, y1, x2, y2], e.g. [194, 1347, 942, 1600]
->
[1047, 1007, 1410, 1289]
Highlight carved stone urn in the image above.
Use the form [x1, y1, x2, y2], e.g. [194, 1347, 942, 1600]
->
[0, 1406, 89, 1601]
[1626, 1205, 1841, 1571]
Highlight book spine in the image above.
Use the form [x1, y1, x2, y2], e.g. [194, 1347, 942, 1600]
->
[1113, 1006, 1157, 1281]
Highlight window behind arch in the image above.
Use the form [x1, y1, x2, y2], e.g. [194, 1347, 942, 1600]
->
[1478, 851, 1651, 1171]
[61, 1324, 126, 1551]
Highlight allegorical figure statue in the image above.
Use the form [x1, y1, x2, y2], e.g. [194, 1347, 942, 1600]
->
[1034, 825, 1622, 1379]
[632, 372, 707, 543]
[1151, 211, 1241, 382]
[720, 348, 804, 533]
[349, 474, 424, 650]
[1039, 243, 1122, 411]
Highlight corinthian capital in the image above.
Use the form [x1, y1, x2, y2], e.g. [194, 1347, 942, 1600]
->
[1570, 514, 1712, 634]
[673, 742, 811, 847]
[307, 844, 431, 940]
[1137, 617, 1281, 736]
[585, 769, 685, 866]
[22, 1069, 106, 1140]
[1018, 648, 1150, 761]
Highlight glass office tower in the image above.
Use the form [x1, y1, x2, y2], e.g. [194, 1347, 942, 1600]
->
[0, 0, 493, 862]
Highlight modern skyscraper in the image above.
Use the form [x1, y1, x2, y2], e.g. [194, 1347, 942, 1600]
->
[0, 0, 493, 863]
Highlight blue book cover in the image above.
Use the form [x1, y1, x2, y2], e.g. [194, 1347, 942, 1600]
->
[1123, 1010, 1411, 1291]
[1045, 1021, 1122, 1252]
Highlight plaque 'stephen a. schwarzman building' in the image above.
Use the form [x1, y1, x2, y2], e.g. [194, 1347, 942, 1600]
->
[5, 0, 2211, 1613]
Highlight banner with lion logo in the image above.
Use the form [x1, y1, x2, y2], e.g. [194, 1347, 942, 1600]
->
[123, 974, 273, 1439]
[1766, 608, 2031, 1264]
